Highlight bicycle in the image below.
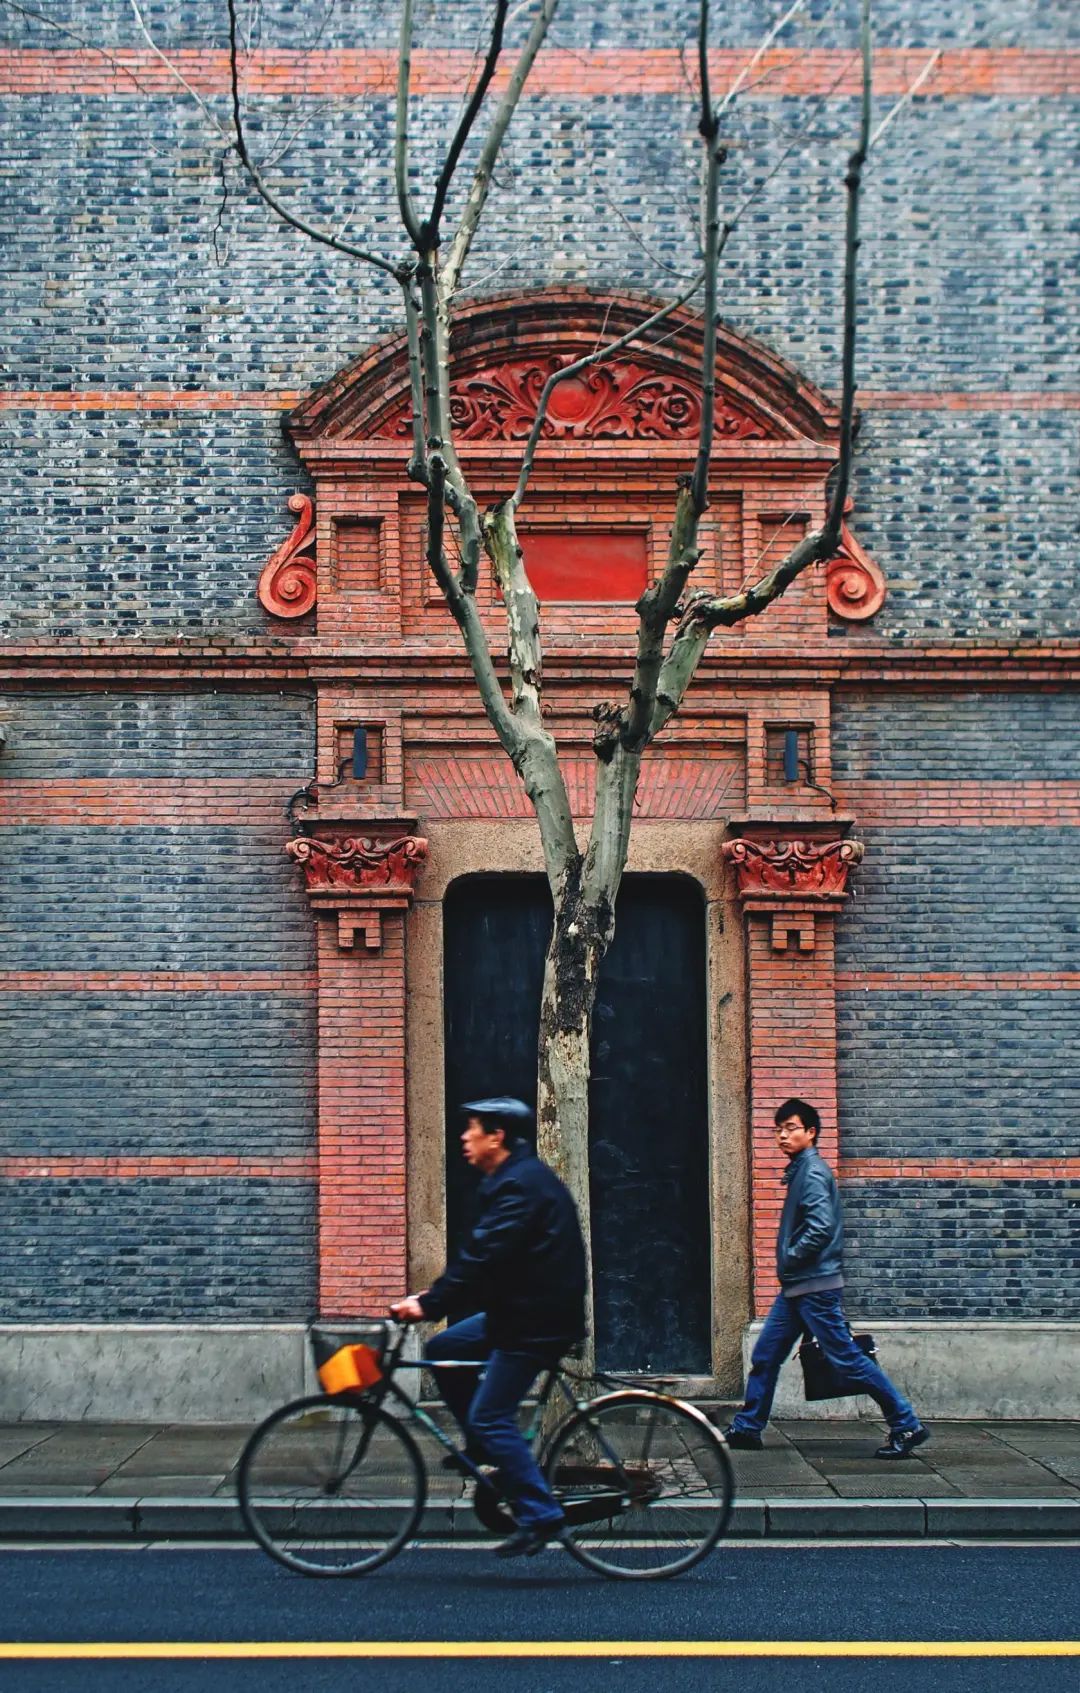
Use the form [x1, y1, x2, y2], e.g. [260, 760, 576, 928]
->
[237, 1317, 734, 1582]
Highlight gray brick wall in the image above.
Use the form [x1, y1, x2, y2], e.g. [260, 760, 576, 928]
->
[11, 3, 1077, 52]
[0, 689, 316, 776]
[0, 690, 318, 1322]
[842, 1180, 1078, 1320]
[832, 687, 1080, 781]
[0, 826, 315, 970]
[834, 685, 1079, 1320]
[0, 1179, 316, 1321]
[2, 993, 315, 1157]
[837, 991, 1078, 1158]
[835, 827, 1078, 972]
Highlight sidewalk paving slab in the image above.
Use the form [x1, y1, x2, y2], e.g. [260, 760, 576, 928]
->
[1, 1418, 1077, 1540]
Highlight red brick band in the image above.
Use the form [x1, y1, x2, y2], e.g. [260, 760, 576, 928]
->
[837, 780, 1080, 827]
[0, 1157, 316, 1179]
[1, 47, 1076, 98]
[840, 1158, 1080, 1181]
[836, 970, 1080, 992]
[0, 777, 300, 826]
[2, 389, 1077, 414]
[0, 970, 316, 993]
[0, 392, 302, 411]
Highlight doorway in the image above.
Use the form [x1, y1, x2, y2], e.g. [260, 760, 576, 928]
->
[443, 873, 711, 1372]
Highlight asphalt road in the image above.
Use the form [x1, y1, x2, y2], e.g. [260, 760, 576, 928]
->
[1, 1544, 1076, 1692]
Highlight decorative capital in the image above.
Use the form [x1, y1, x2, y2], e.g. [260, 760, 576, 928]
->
[723, 833, 864, 951]
[824, 498, 886, 621]
[723, 836, 864, 899]
[286, 827, 428, 949]
[257, 492, 317, 619]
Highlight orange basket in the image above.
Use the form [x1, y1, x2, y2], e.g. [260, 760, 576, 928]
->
[310, 1322, 388, 1396]
[317, 1342, 384, 1396]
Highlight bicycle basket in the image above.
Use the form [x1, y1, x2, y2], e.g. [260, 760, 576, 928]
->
[310, 1321, 388, 1396]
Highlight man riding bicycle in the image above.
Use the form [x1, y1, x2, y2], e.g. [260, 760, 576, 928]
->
[391, 1097, 587, 1558]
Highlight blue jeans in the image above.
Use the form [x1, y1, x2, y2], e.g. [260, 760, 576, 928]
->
[730, 1289, 920, 1436]
[425, 1314, 564, 1530]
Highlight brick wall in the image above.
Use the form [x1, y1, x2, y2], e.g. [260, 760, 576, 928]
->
[0, 3, 1077, 1343]
[832, 686, 1079, 1320]
[1, 6, 1077, 642]
[0, 690, 318, 1322]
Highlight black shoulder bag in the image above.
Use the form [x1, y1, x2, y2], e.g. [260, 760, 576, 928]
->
[798, 1330, 878, 1401]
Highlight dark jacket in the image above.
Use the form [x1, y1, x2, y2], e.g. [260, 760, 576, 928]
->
[777, 1145, 844, 1293]
[419, 1142, 587, 1352]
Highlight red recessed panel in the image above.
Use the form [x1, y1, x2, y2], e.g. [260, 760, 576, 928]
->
[519, 529, 649, 602]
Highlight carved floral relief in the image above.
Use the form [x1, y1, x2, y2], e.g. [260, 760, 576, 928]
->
[375, 358, 772, 442]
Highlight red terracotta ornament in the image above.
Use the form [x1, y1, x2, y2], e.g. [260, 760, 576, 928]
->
[286, 830, 429, 950]
[377, 358, 771, 442]
[824, 498, 887, 621]
[722, 836, 865, 898]
[257, 492, 317, 619]
[286, 832, 429, 893]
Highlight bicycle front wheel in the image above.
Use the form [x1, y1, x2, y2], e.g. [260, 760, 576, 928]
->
[237, 1394, 425, 1576]
[544, 1390, 733, 1579]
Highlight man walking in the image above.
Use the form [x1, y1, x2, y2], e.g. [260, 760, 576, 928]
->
[726, 1098, 929, 1459]
[392, 1096, 587, 1556]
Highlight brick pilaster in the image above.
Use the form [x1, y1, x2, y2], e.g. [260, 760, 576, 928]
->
[745, 914, 839, 1314]
[315, 915, 407, 1315]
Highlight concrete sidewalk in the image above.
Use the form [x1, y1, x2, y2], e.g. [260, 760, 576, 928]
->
[1, 1415, 1078, 1541]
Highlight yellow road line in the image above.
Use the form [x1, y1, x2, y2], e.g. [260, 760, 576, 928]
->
[0, 1641, 1077, 1660]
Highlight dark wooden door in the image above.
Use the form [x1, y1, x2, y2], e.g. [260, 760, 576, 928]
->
[443, 874, 711, 1372]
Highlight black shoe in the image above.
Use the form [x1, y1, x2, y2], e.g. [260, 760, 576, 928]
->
[724, 1427, 764, 1451]
[875, 1424, 930, 1460]
[494, 1520, 568, 1559]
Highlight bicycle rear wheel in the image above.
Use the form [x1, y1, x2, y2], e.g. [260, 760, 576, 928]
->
[544, 1390, 733, 1579]
[237, 1394, 425, 1576]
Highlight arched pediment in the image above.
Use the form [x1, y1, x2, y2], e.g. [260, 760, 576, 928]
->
[287, 288, 841, 450]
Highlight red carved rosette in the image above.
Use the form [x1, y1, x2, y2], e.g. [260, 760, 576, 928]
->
[824, 499, 886, 621]
[257, 492, 317, 619]
[723, 837, 864, 899]
[287, 832, 429, 895]
[377, 358, 770, 442]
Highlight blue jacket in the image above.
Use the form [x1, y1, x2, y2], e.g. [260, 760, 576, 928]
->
[776, 1146, 844, 1292]
[419, 1142, 587, 1351]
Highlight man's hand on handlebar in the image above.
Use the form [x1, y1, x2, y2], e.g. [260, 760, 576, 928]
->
[389, 1294, 426, 1321]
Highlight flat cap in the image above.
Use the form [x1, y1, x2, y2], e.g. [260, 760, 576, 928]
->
[458, 1096, 535, 1122]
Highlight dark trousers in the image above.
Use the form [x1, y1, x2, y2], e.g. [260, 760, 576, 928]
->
[730, 1288, 919, 1436]
[424, 1313, 564, 1529]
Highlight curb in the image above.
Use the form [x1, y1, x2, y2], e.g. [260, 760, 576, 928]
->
[1, 1495, 1078, 1541]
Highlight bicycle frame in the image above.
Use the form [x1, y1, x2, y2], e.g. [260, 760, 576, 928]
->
[336, 1319, 670, 1501]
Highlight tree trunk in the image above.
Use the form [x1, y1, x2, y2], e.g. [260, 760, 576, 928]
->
[535, 875, 616, 1375]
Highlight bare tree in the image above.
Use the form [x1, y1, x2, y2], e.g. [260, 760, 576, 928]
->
[218, 0, 875, 1324]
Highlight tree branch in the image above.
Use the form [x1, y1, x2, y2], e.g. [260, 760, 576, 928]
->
[510, 271, 705, 511]
[225, 0, 404, 278]
[649, 0, 873, 740]
[617, 0, 722, 756]
[402, 277, 429, 483]
[442, 0, 561, 296]
[869, 48, 941, 148]
[713, 0, 809, 126]
[394, 0, 426, 248]
[129, 0, 232, 141]
[428, 0, 510, 242]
